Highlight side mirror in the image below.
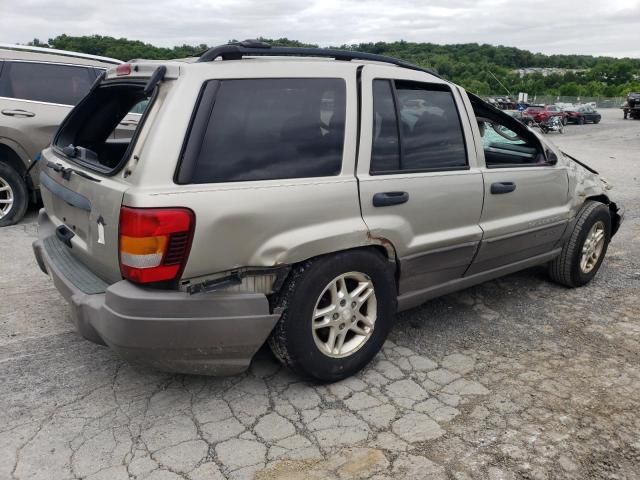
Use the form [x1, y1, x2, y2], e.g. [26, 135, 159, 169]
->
[546, 150, 558, 165]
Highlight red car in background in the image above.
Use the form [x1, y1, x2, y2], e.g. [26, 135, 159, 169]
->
[522, 105, 568, 125]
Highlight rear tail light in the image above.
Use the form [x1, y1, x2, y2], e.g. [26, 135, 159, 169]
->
[119, 207, 195, 284]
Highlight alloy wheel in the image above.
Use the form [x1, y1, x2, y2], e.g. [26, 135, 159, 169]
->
[0, 176, 14, 220]
[580, 221, 606, 274]
[311, 271, 377, 358]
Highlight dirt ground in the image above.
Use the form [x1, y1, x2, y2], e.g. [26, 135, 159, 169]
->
[1, 108, 639, 480]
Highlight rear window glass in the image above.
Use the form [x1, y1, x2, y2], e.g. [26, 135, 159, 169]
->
[54, 82, 150, 172]
[0, 61, 95, 105]
[179, 78, 346, 184]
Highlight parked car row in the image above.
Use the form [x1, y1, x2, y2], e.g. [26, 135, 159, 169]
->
[512, 103, 602, 128]
[522, 104, 567, 125]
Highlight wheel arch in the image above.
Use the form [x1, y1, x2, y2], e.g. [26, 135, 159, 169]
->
[270, 242, 400, 308]
[0, 141, 28, 176]
[584, 194, 622, 236]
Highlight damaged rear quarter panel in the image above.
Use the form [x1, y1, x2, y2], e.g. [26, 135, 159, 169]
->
[131, 177, 371, 281]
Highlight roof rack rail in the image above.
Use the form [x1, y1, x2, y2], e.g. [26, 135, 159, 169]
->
[197, 39, 440, 78]
[0, 42, 122, 65]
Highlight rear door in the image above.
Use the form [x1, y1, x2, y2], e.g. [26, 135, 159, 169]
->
[0, 61, 96, 162]
[467, 97, 570, 275]
[357, 67, 484, 296]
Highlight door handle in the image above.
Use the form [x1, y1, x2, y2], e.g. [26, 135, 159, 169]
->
[1, 109, 35, 117]
[119, 120, 139, 126]
[491, 182, 516, 194]
[373, 191, 409, 207]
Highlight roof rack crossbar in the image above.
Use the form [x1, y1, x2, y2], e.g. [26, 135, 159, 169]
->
[197, 41, 440, 78]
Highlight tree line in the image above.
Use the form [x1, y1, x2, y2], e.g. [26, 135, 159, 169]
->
[28, 35, 640, 97]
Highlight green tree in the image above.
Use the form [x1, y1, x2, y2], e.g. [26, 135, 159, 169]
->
[25, 35, 640, 97]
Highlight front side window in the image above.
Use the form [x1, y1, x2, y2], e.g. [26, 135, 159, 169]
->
[370, 79, 467, 173]
[181, 78, 346, 184]
[472, 98, 547, 167]
[0, 61, 95, 105]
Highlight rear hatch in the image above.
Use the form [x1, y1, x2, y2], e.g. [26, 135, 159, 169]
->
[39, 63, 172, 283]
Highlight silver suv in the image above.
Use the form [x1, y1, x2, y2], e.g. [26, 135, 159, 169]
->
[0, 44, 134, 226]
[32, 41, 623, 381]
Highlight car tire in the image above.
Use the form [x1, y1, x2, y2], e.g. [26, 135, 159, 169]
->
[578, 116, 585, 125]
[562, 116, 568, 126]
[548, 201, 611, 288]
[268, 249, 396, 382]
[593, 118, 600, 124]
[0, 163, 29, 227]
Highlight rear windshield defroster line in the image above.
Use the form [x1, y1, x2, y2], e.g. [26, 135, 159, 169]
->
[53, 80, 157, 176]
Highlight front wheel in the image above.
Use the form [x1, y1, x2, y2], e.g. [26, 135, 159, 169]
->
[268, 250, 396, 382]
[548, 201, 611, 287]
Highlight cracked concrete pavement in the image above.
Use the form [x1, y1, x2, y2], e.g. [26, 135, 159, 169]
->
[1, 109, 639, 479]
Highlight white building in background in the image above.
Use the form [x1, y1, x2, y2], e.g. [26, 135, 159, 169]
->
[514, 67, 587, 77]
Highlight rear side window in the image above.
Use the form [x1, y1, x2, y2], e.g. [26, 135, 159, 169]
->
[371, 79, 467, 173]
[178, 78, 346, 184]
[0, 61, 95, 105]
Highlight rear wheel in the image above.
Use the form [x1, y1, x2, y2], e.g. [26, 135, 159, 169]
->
[562, 116, 568, 126]
[578, 116, 585, 125]
[548, 201, 611, 287]
[593, 117, 600, 124]
[0, 163, 28, 227]
[268, 250, 396, 382]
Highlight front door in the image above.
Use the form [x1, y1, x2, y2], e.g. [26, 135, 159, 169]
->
[357, 67, 484, 297]
[466, 98, 570, 275]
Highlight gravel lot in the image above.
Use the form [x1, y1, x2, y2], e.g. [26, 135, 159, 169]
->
[1, 108, 638, 480]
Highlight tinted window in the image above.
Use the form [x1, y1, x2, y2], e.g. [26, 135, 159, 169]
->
[0, 62, 94, 105]
[396, 81, 467, 170]
[370, 80, 467, 173]
[183, 78, 345, 183]
[371, 80, 401, 172]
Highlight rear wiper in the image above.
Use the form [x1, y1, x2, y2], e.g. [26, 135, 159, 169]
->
[46, 161, 102, 182]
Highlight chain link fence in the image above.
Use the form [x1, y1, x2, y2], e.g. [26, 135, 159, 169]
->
[486, 95, 625, 109]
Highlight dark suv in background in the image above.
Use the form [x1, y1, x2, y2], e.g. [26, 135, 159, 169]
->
[0, 44, 125, 226]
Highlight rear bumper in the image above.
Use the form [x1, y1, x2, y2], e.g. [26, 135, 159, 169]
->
[33, 209, 280, 376]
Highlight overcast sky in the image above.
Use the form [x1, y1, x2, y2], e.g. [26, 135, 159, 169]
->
[2, 0, 639, 58]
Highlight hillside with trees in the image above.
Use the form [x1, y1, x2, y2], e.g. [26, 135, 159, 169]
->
[28, 35, 640, 97]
